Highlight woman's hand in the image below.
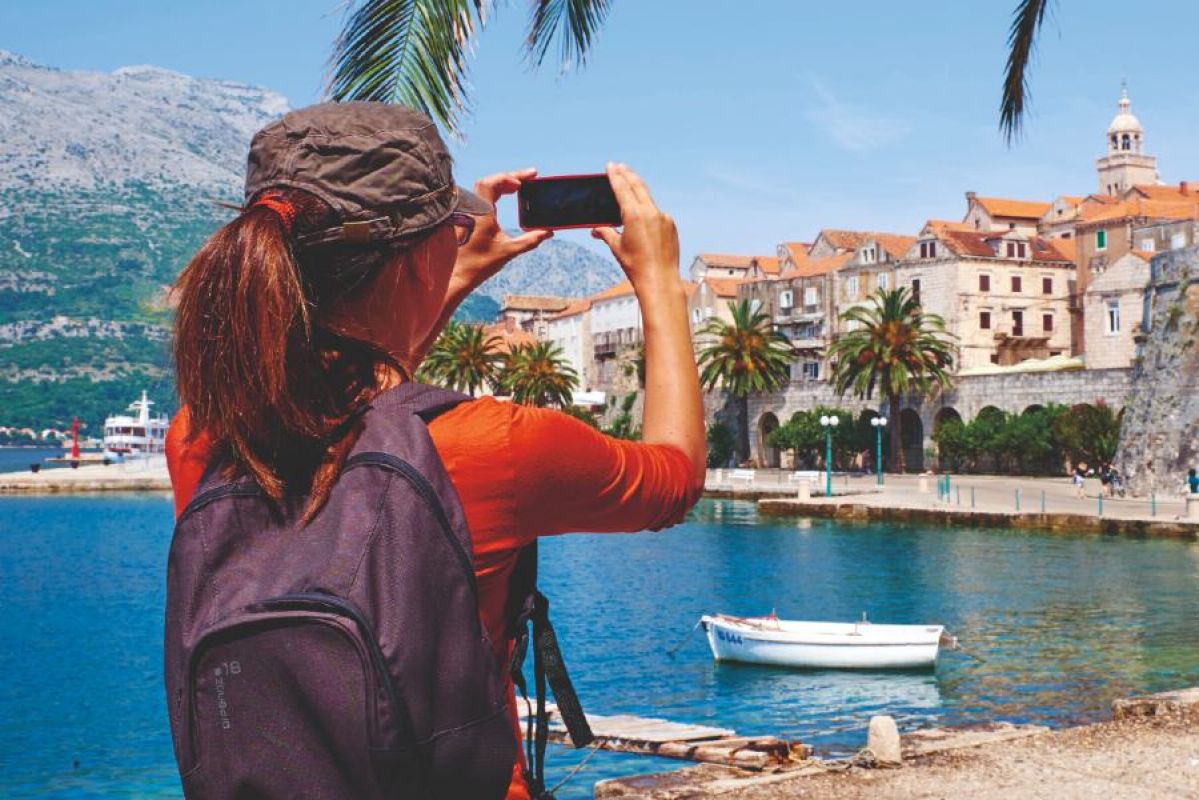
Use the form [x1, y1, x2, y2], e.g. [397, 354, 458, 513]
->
[591, 163, 680, 293]
[449, 168, 553, 297]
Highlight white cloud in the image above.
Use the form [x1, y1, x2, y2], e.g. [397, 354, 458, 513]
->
[805, 75, 908, 153]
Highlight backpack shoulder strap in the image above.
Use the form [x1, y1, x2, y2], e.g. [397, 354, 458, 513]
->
[508, 542, 593, 798]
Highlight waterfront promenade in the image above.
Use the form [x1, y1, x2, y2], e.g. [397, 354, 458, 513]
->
[707, 469, 1198, 527]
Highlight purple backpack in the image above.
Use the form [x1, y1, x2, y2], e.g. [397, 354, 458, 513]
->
[164, 384, 592, 799]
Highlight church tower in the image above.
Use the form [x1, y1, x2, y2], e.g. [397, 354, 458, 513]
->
[1096, 85, 1159, 196]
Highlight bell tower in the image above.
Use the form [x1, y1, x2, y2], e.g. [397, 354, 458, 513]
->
[1096, 85, 1159, 196]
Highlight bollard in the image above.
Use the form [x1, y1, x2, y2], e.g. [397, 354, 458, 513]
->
[956, 486, 961, 506]
[1098, 494, 1104, 517]
[919, 476, 930, 493]
[797, 480, 811, 501]
[1152, 493, 1157, 517]
[1015, 488, 1021, 512]
[1041, 490, 1046, 514]
[971, 487, 976, 509]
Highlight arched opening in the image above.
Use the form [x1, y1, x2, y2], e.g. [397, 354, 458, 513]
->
[1110, 134, 1118, 149]
[758, 412, 780, 469]
[1122, 133, 1131, 151]
[1023, 404, 1044, 416]
[900, 408, 924, 473]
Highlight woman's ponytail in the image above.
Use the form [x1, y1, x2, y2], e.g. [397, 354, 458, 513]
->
[174, 190, 389, 511]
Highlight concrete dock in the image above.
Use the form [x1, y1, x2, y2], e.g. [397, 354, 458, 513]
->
[0, 458, 170, 494]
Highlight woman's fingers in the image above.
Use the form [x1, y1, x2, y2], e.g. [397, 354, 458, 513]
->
[616, 163, 655, 208]
[474, 168, 538, 203]
[606, 162, 642, 219]
[506, 228, 553, 256]
[591, 226, 622, 253]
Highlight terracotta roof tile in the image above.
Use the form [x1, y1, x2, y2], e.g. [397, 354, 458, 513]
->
[780, 252, 851, 279]
[871, 234, 918, 259]
[753, 256, 781, 275]
[590, 280, 635, 302]
[782, 242, 811, 264]
[933, 230, 1073, 265]
[549, 297, 593, 321]
[703, 277, 746, 299]
[500, 294, 572, 312]
[1078, 197, 1199, 227]
[1126, 182, 1199, 201]
[973, 196, 1052, 219]
[696, 253, 756, 269]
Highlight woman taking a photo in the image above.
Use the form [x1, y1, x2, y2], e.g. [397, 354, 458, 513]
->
[165, 102, 704, 799]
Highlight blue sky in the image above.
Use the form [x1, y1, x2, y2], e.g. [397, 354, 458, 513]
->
[5, 1, 1199, 261]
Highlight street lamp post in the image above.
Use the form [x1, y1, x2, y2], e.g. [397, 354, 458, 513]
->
[871, 416, 888, 486]
[819, 414, 839, 497]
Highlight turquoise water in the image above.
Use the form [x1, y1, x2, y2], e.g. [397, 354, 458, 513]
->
[2, 496, 1199, 797]
[0, 447, 88, 473]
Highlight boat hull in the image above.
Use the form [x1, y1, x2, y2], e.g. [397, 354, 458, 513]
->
[702, 615, 942, 670]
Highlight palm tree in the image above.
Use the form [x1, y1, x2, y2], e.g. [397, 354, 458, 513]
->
[329, 1, 1046, 142]
[500, 341, 579, 408]
[697, 300, 794, 464]
[827, 287, 956, 473]
[328, 0, 611, 134]
[417, 320, 503, 396]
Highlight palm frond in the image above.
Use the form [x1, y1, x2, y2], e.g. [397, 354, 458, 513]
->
[525, 0, 612, 70]
[1000, 0, 1052, 145]
[327, 0, 489, 134]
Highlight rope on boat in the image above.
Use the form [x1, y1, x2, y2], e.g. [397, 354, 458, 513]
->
[666, 620, 703, 659]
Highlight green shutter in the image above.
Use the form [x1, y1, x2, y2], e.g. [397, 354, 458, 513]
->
[1097, 230, 1107, 249]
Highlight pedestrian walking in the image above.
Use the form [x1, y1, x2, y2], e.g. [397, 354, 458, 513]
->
[1188, 467, 1199, 495]
[1073, 463, 1087, 499]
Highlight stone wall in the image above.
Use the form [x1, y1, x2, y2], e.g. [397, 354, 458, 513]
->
[1117, 245, 1199, 495]
[745, 366, 1132, 469]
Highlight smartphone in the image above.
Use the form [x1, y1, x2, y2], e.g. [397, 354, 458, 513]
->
[518, 173, 622, 230]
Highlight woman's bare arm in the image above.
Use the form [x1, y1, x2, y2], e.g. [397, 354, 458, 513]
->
[592, 163, 706, 492]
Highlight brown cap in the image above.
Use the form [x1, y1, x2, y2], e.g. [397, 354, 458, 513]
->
[244, 102, 491, 246]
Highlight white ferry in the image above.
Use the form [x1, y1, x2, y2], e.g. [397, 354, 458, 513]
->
[103, 391, 170, 460]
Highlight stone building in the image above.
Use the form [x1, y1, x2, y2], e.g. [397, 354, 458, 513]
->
[896, 222, 1075, 369]
[497, 294, 571, 338]
[1096, 87, 1160, 196]
[543, 297, 594, 390]
[689, 275, 744, 332]
[961, 193, 1051, 235]
[1082, 252, 1150, 370]
[1132, 217, 1199, 255]
[833, 234, 916, 327]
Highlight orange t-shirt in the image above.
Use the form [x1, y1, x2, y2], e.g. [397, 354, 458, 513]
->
[166, 396, 698, 800]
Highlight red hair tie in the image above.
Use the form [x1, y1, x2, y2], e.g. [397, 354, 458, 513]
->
[248, 194, 298, 234]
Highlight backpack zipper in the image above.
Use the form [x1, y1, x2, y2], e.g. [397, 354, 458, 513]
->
[343, 452, 478, 596]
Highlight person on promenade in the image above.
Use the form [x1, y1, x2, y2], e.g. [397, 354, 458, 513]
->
[164, 103, 705, 799]
[1189, 468, 1199, 495]
[1073, 464, 1087, 499]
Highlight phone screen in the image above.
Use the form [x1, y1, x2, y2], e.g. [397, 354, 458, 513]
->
[518, 174, 622, 230]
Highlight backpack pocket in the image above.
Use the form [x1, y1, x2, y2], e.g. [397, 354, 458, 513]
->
[180, 593, 424, 800]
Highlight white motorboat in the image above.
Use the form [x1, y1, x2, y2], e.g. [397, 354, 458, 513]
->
[700, 613, 952, 670]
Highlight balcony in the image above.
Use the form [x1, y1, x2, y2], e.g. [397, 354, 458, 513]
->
[593, 327, 641, 359]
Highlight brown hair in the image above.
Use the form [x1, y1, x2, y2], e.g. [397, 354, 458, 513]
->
[173, 188, 402, 518]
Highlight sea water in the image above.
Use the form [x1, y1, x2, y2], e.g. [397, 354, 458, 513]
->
[2, 496, 1198, 797]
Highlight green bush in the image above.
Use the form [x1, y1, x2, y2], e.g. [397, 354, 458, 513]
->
[706, 421, 735, 468]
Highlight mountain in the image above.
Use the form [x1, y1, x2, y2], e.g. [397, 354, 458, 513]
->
[0, 51, 621, 430]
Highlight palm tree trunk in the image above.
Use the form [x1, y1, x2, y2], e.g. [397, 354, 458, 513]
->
[888, 394, 904, 473]
[737, 395, 750, 464]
